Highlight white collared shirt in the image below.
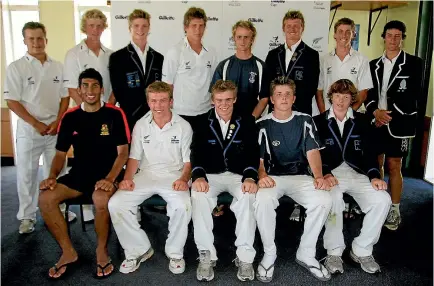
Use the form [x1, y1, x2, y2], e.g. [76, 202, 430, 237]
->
[162, 37, 218, 116]
[215, 108, 230, 138]
[63, 40, 113, 102]
[379, 50, 401, 110]
[3, 53, 68, 124]
[129, 111, 193, 175]
[318, 48, 373, 110]
[285, 39, 302, 71]
[328, 107, 354, 136]
[131, 40, 149, 74]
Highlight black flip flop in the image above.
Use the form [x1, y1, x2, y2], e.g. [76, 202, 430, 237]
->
[48, 260, 79, 280]
[95, 260, 114, 279]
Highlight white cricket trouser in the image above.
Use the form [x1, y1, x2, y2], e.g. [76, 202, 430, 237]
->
[108, 171, 191, 260]
[323, 164, 391, 257]
[16, 119, 63, 221]
[254, 175, 332, 260]
[191, 172, 256, 263]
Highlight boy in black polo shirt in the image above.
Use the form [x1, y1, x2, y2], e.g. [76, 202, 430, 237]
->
[39, 68, 130, 279]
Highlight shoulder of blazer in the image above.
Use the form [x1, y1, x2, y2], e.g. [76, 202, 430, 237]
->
[404, 52, 422, 66]
[110, 46, 129, 60]
[369, 56, 382, 67]
[267, 45, 285, 57]
[313, 112, 327, 127]
[148, 47, 164, 61]
[302, 42, 318, 55]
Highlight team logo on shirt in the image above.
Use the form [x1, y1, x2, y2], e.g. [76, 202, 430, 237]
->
[184, 61, 191, 70]
[143, 135, 150, 143]
[27, 77, 35, 85]
[171, 135, 180, 144]
[100, 124, 109, 136]
[53, 76, 60, 83]
[272, 140, 280, 147]
[398, 79, 407, 92]
[350, 67, 358, 74]
[73, 131, 78, 136]
[325, 138, 334, 145]
[295, 70, 303, 80]
[354, 139, 361, 150]
[249, 72, 257, 83]
[327, 67, 332, 74]
[84, 64, 89, 69]
[206, 61, 212, 68]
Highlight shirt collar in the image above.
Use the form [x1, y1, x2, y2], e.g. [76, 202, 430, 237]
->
[25, 52, 52, 63]
[147, 111, 181, 126]
[184, 36, 208, 52]
[330, 47, 355, 57]
[79, 39, 107, 53]
[80, 100, 105, 111]
[130, 40, 149, 56]
[214, 108, 230, 124]
[328, 107, 354, 121]
[285, 39, 302, 52]
[381, 50, 401, 64]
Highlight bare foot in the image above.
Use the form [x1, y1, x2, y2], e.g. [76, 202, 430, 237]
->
[96, 246, 114, 277]
[48, 250, 78, 278]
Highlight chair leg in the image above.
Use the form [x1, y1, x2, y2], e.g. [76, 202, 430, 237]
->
[80, 204, 86, 232]
[66, 204, 71, 237]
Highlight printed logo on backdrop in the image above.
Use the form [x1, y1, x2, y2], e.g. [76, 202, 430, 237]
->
[270, 0, 285, 7]
[229, 0, 241, 7]
[115, 15, 128, 20]
[181, 0, 188, 3]
[313, 1, 326, 10]
[269, 36, 282, 50]
[159, 16, 175, 20]
[207, 17, 219, 22]
[248, 18, 263, 23]
[137, 0, 151, 3]
[228, 37, 236, 51]
[312, 36, 324, 53]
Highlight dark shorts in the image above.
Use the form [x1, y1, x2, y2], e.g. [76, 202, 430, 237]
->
[57, 169, 125, 198]
[376, 126, 410, 158]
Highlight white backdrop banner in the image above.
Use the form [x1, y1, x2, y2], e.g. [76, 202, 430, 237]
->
[110, 0, 330, 62]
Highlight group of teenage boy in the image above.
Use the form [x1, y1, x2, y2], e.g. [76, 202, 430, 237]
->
[4, 5, 422, 282]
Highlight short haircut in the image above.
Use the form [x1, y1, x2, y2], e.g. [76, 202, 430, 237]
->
[211, 80, 237, 99]
[22, 22, 46, 38]
[382, 20, 407, 39]
[146, 81, 173, 100]
[184, 7, 207, 27]
[80, 9, 108, 33]
[128, 9, 151, 28]
[232, 20, 257, 41]
[78, 68, 103, 88]
[282, 10, 305, 29]
[334, 17, 355, 34]
[270, 76, 296, 96]
[327, 79, 358, 104]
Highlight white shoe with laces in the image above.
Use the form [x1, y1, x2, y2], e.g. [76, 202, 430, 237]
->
[119, 248, 154, 274]
[169, 258, 185, 274]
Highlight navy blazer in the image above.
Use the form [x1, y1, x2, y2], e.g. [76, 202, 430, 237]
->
[190, 109, 259, 183]
[265, 41, 320, 115]
[314, 110, 381, 181]
[366, 52, 423, 138]
[109, 44, 164, 130]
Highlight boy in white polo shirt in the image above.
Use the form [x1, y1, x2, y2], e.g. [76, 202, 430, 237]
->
[162, 7, 218, 130]
[3, 22, 70, 234]
[108, 81, 193, 275]
[315, 18, 373, 115]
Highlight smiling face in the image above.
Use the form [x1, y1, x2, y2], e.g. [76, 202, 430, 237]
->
[334, 24, 353, 48]
[78, 78, 103, 105]
[212, 90, 237, 119]
[130, 18, 150, 43]
[23, 28, 47, 57]
[331, 92, 352, 113]
[283, 18, 303, 43]
[271, 84, 295, 113]
[147, 91, 173, 119]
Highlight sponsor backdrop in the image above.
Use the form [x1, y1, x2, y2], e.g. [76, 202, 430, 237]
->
[111, 0, 330, 61]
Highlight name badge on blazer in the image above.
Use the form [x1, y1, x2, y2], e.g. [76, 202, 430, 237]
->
[126, 71, 140, 88]
[325, 138, 334, 145]
[208, 139, 216, 145]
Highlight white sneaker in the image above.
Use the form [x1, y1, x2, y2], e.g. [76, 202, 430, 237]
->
[19, 219, 35, 234]
[82, 205, 94, 222]
[119, 248, 154, 274]
[169, 258, 185, 274]
[64, 211, 77, 222]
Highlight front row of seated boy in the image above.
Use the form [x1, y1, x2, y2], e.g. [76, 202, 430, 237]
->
[39, 68, 390, 282]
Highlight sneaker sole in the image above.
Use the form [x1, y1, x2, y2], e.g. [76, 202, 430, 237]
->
[197, 273, 214, 282]
[349, 251, 380, 274]
[18, 228, 35, 234]
[169, 265, 185, 274]
[237, 274, 254, 282]
[120, 248, 154, 274]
